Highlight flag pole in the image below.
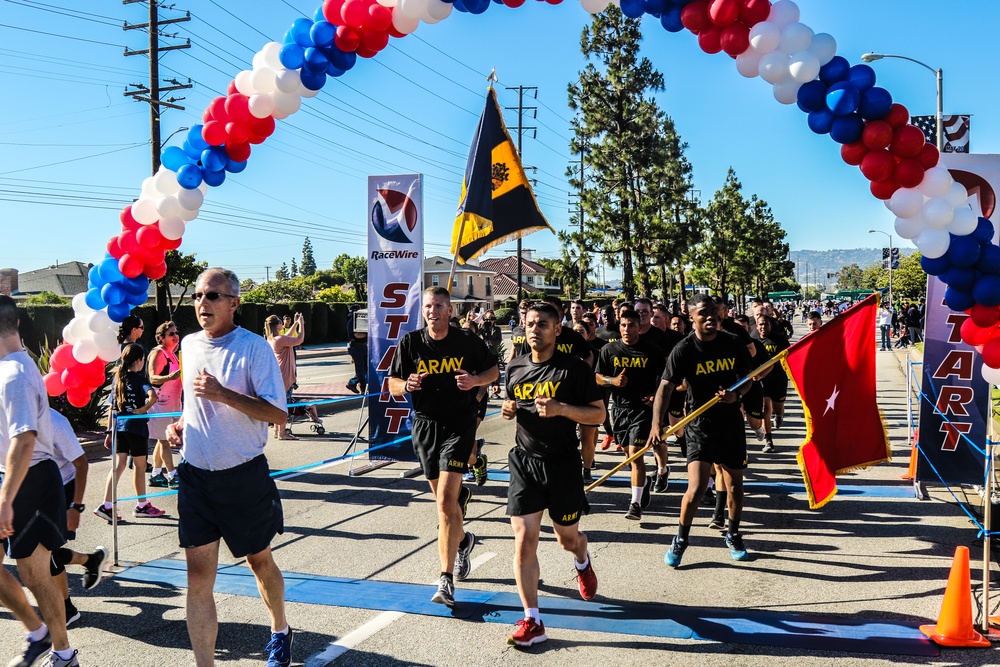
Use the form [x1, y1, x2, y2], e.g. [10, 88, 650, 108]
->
[585, 350, 789, 493]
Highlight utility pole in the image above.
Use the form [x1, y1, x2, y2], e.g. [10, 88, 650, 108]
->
[264, 266, 271, 283]
[124, 0, 191, 320]
[504, 85, 537, 302]
[576, 149, 585, 300]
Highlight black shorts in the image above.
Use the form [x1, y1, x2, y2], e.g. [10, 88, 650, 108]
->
[115, 431, 149, 458]
[411, 415, 476, 481]
[763, 372, 788, 402]
[507, 447, 589, 526]
[2, 460, 65, 560]
[667, 390, 686, 419]
[686, 415, 748, 470]
[476, 392, 488, 421]
[63, 479, 76, 542]
[609, 404, 653, 448]
[743, 382, 765, 420]
[177, 455, 283, 558]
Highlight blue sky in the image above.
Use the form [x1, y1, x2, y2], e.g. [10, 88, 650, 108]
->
[1, 0, 998, 284]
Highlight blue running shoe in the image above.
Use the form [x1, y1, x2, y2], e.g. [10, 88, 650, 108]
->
[9, 628, 51, 667]
[725, 532, 750, 561]
[664, 536, 687, 568]
[264, 628, 293, 667]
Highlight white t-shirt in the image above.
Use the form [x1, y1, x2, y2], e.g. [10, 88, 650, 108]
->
[180, 327, 286, 471]
[49, 408, 84, 484]
[879, 308, 892, 326]
[0, 349, 54, 468]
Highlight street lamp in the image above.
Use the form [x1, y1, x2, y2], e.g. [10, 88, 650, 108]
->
[868, 229, 893, 308]
[861, 52, 943, 152]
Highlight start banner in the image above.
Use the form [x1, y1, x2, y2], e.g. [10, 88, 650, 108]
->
[367, 174, 423, 462]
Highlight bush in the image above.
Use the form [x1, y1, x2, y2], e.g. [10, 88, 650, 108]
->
[317, 286, 355, 303]
[24, 291, 70, 305]
[494, 307, 515, 325]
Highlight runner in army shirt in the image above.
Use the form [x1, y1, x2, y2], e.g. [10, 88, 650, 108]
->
[752, 313, 790, 448]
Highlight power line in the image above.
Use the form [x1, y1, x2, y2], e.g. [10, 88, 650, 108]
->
[0, 143, 147, 176]
[205, 0, 272, 42]
[1, 0, 120, 26]
[0, 22, 126, 48]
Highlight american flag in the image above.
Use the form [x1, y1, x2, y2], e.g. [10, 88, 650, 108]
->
[911, 114, 971, 153]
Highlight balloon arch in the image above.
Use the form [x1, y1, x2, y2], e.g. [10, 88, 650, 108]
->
[44, 0, 1000, 405]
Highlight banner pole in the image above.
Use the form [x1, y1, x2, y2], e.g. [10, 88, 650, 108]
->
[585, 350, 788, 493]
[446, 218, 467, 298]
[984, 392, 994, 634]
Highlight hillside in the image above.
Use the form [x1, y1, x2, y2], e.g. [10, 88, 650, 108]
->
[789, 247, 913, 285]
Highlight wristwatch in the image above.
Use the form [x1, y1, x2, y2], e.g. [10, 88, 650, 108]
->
[68, 503, 85, 513]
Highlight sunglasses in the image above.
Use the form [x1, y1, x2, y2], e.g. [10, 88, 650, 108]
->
[165, 331, 179, 337]
[193, 292, 236, 302]
[483, 318, 495, 322]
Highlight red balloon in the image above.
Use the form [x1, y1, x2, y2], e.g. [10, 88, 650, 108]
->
[249, 115, 276, 139]
[119, 229, 141, 255]
[120, 205, 141, 231]
[544, 0, 562, 5]
[342, 0, 370, 29]
[739, 0, 770, 26]
[862, 120, 893, 151]
[145, 261, 168, 281]
[983, 338, 1000, 368]
[43, 371, 65, 397]
[355, 44, 378, 59]
[503, 0, 527, 6]
[49, 344, 76, 373]
[387, 24, 405, 39]
[361, 29, 389, 52]
[841, 140, 868, 166]
[226, 121, 250, 145]
[225, 141, 251, 162]
[334, 25, 361, 53]
[884, 103, 910, 129]
[225, 93, 251, 121]
[870, 178, 900, 200]
[203, 120, 228, 146]
[917, 142, 940, 169]
[61, 367, 85, 391]
[106, 236, 124, 259]
[226, 80, 238, 96]
[81, 358, 108, 385]
[681, 0, 711, 33]
[161, 236, 182, 251]
[971, 304, 1000, 328]
[859, 149, 895, 182]
[719, 22, 750, 57]
[119, 253, 145, 279]
[207, 96, 230, 123]
[368, 4, 393, 30]
[136, 224, 164, 250]
[708, 0, 740, 26]
[697, 25, 723, 54]
[66, 388, 92, 409]
[890, 125, 926, 159]
[894, 158, 925, 188]
[323, 0, 346, 24]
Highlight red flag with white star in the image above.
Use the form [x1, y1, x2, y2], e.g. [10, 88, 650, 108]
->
[782, 294, 890, 508]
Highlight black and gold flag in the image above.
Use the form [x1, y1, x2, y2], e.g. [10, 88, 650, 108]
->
[451, 88, 553, 264]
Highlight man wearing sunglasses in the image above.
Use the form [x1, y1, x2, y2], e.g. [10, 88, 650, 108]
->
[166, 268, 293, 667]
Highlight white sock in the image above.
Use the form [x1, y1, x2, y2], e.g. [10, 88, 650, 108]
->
[658, 466, 668, 475]
[524, 608, 540, 623]
[102, 502, 112, 510]
[136, 501, 149, 508]
[27, 624, 48, 642]
[630, 486, 643, 503]
[151, 467, 162, 476]
[574, 553, 590, 570]
[167, 470, 177, 479]
[53, 649, 75, 660]
[274, 625, 290, 636]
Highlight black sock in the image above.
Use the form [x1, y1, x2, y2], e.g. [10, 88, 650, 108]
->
[766, 436, 774, 444]
[678, 524, 691, 541]
[53, 548, 73, 567]
[728, 518, 741, 534]
[458, 533, 471, 550]
[441, 571, 454, 582]
[714, 490, 727, 518]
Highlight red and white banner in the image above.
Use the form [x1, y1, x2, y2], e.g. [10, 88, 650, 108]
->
[367, 174, 423, 461]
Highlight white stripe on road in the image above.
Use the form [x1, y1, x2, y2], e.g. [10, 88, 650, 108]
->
[305, 611, 405, 666]
[470, 551, 496, 571]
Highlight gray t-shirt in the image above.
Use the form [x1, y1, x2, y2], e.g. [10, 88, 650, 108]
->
[50, 409, 84, 484]
[0, 349, 54, 469]
[180, 327, 286, 471]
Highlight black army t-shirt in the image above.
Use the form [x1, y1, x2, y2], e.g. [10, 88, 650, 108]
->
[595, 339, 665, 410]
[721, 317, 753, 346]
[752, 327, 790, 388]
[639, 325, 684, 357]
[390, 326, 496, 422]
[513, 324, 591, 360]
[506, 351, 603, 458]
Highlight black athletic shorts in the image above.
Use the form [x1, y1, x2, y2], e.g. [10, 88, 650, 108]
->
[114, 431, 149, 458]
[763, 372, 788, 402]
[411, 415, 476, 481]
[609, 404, 653, 449]
[62, 479, 76, 542]
[177, 455, 283, 558]
[1, 460, 65, 559]
[667, 390, 686, 419]
[686, 417, 748, 470]
[476, 392, 488, 421]
[507, 447, 589, 526]
[743, 382, 765, 420]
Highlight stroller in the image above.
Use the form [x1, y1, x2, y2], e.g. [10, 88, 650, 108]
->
[285, 387, 326, 436]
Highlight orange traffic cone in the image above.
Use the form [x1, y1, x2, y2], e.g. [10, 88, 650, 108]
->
[900, 430, 919, 480]
[920, 546, 991, 647]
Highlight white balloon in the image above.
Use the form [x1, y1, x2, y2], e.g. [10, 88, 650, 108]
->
[392, 8, 419, 34]
[735, 50, 763, 78]
[922, 198, 954, 229]
[159, 216, 186, 240]
[248, 93, 276, 119]
[275, 68, 301, 94]
[97, 342, 121, 363]
[758, 51, 790, 85]
[72, 292, 87, 314]
[915, 227, 951, 259]
[274, 91, 301, 116]
[399, 0, 427, 19]
[177, 187, 204, 211]
[299, 84, 321, 99]
[894, 215, 924, 240]
[69, 317, 93, 343]
[768, 0, 800, 27]
[235, 70, 256, 96]
[198, 182, 208, 195]
[261, 42, 284, 71]
[140, 176, 157, 198]
[271, 107, 290, 121]
[376, 0, 396, 6]
[949, 207, 978, 236]
[73, 339, 98, 365]
[779, 22, 813, 54]
[919, 166, 953, 198]
[749, 22, 781, 54]
[982, 363, 1000, 386]
[787, 50, 820, 83]
[62, 324, 77, 346]
[421, 5, 446, 23]
[888, 187, 924, 219]
[580, 0, 609, 12]
[94, 327, 117, 350]
[945, 182, 969, 208]
[156, 194, 182, 220]
[251, 50, 267, 71]
[178, 206, 199, 222]
[809, 33, 837, 65]
[132, 196, 159, 225]
[772, 79, 801, 105]
[251, 67, 277, 94]
[86, 309, 112, 334]
[153, 167, 180, 195]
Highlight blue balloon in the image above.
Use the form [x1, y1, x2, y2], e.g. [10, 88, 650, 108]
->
[182, 140, 201, 160]
[326, 47, 356, 72]
[290, 18, 314, 47]
[126, 290, 148, 306]
[202, 168, 226, 187]
[796, 80, 828, 113]
[464, 0, 490, 14]
[101, 283, 126, 307]
[200, 147, 228, 173]
[161, 146, 189, 172]
[279, 43, 305, 70]
[107, 302, 130, 323]
[98, 258, 123, 284]
[327, 62, 345, 77]
[87, 265, 102, 289]
[661, 7, 684, 32]
[310, 21, 336, 49]
[124, 276, 148, 295]
[807, 108, 835, 135]
[972, 217, 995, 243]
[921, 254, 951, 276]
[452, 0, 468, 11]
[847, 64, 876, 92]
[620, 0, 646, 17]
[313, 5, 326, 22]
[973, 274, 1000, 307]
[858, 87, 893, 120]
[941, 267, 976, 291]
[299, 68, 326, 91]
[826, 82, 859, 115]
[177, 163, 203, 190]
[643, 0, 665, 16]
[944, 288, 975, 312]
[226, 159, 248, 174]
[819, 56, 850, 85]
[977, 243, 1000, 275]
[830, 113, 864, 144]
[303, 47, 330, 73]
[948, 234, 982, 267]
[187, 125, 209, 152]
[84, 288, 106, 311]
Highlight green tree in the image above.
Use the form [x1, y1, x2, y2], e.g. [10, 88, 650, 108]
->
[275, 262, 289, 281]
[332, 254, 367, 301]
[862, 252, 927, 300]
[24, 291, 69, 305]
[160, 250, 208, 318]
[689, 168, 749, 296]
[290, 258, 298, 278]
[241, 277, 313, 303]
[837, 263, 865, 290]
[301, 237, 317, 277]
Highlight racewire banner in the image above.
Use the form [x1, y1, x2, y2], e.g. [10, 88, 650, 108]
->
[367, 174, 423, 462]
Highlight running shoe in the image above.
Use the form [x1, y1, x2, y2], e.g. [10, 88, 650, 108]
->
[43, 650, 79, 667]
[9, 628, 51, 667]
[65, 599, 81, 628]
[753, 427, 766, 442]
[600, 434, 614, 451]
[346, 379, 360, 394]
[264, 628, 293, 667]
[582, 467, 593, 485]
[473, 453, 488, 486]
[762, 441, 775, 453]
[458, 486, 471, 520]
[148, 472, 168, 488]
[133, 503, 166, 518]
[708, 516, 726, 531]
[774, 414, 783, 429]
[93, 505, 121, 524]
[625, 502, 641, 521]
[640, 477, 652, 509]
[664, 536, 688, 568]
[616, 444, 624, 452]
[83, 546, 109, 590]
[454, 532, 476, 582]
[725, 531, 750, 561]
[576, 560, 598, 601]
[653, 470, 669, 494]
[431, 574, 455, 607]
[168, 474, 180, 489]
[463, 470, 476, 482]
[507, 618, 547, 647]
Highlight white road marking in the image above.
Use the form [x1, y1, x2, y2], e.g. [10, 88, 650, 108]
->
[470, 551, 496, 572]
[305, 610, 405, 666]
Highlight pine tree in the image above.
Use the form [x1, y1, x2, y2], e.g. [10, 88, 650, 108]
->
[301, 237, 317, 276]
[275, 262, 289, 281]
[290, 258, 298, 278]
